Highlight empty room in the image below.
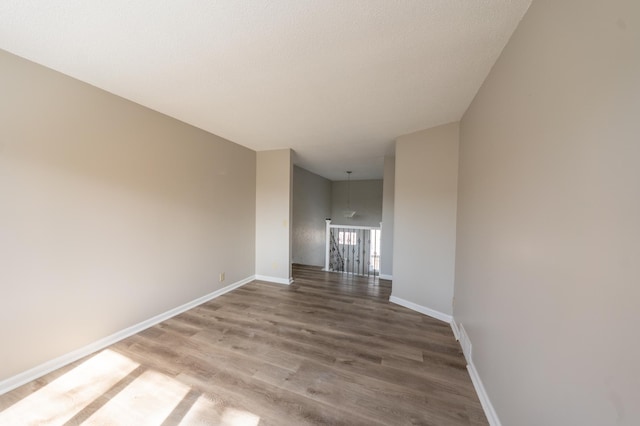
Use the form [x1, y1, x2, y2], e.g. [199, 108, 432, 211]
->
[1, 1, 638, 425]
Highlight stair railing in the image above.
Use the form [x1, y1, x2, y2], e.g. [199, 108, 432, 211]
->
[324, 219, 380, 277]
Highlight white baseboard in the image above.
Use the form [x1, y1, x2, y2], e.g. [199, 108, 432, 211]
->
[450, 319, 460, 341]
[388, 295, 452, 323]
[451, 318, 501, 426]
[467, 360, 501, 426]
[458, 323, 472, 360]
[254, 275, 293, 285]
[0, 275, 255, 396]
[379, 274, 393, 280]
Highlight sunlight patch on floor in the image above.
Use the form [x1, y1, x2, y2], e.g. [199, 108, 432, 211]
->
[0, 349, 138, 424]
[177, 394, 261, 426]
[83, 369, 190, 425]
[0, 348, 265, 425]
[220, 407, 261, 426]
[178, 393, 223, 424]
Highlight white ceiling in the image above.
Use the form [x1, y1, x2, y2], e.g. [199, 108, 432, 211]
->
[0, 0, 531, 180]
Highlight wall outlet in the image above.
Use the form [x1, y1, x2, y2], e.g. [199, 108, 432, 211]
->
[219, 272, 225, 282]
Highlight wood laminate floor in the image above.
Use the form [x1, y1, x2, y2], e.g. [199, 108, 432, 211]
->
[0, 265, 488, 425]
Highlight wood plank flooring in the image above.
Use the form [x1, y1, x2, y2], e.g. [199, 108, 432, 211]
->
[0, 265, 487, 425]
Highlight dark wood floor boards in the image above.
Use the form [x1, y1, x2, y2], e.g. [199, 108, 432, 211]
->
[0, 265, 487, 425]
[225, 284, 453, 348]
[218, 284, 466, 372]
[181, 294, 475, 400]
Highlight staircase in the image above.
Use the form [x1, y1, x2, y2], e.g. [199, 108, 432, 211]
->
[325, 219, 380, 277]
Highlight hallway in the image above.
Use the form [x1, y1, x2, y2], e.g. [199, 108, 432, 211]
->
[0, 265, 485, 425]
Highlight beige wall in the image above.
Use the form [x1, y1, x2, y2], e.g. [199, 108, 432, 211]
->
[331, 179, 383, 227]
[255, 149, 293, 282]
[455, 0, 640, 424]
[292, 166, 331, 267]
[393, 123, 459, 316]
[380, 156, 395, 278]
[0, 50, 256, 382]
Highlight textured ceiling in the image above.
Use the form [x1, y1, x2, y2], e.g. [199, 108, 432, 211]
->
[0, 1, 531, 180]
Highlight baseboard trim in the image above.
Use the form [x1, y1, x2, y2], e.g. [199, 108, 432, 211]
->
[0, 275, 255, 396]
[254, 275, 293, 285]
[379, 274, 393, 280]
[450, 319, 461, 341]
[388, 295, 452, 323]
[452, 318, 501, 426]
[458, 323, 472, 360]
[467, 360, 501, 426]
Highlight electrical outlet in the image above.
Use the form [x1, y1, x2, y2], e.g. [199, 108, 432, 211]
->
[219, 272, 225, 282]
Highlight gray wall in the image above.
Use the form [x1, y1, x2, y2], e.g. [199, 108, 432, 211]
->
[380, 156, 395, 278]
[392, 123, 459, 316]
[255, 149, 292, 282]
[331, 179, 383, 227]
[454, 0, 640, 424]
[292, 166, 332, 267]
[0, 49, 256, 382]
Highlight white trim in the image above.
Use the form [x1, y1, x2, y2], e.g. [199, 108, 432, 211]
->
[328, 224, 380, 231]
[450, 319, 460, 341]
[459, 323, 472, 360]
[0, 275, 255, 395]
[379, 274, 393, 280]
[389, 295, 452, 323]
[467, 360, 501, 426]
[325, 219, 331, 271]
[254, 275, 293, 285]
[451, 317, 501, 426]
